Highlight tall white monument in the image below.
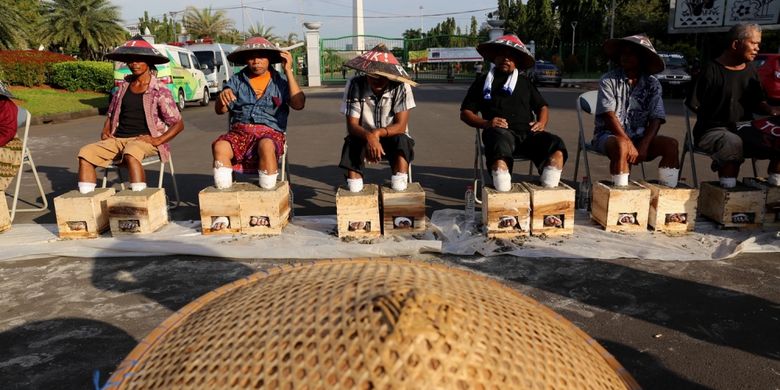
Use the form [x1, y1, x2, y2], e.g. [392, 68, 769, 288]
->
[353, 0, 365, 51]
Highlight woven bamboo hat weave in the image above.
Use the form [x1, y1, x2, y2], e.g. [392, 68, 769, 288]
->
[344, 43, 418, 86]
[0, 80, 14, 99]
[105, 259, 639, 390]
[604, 33, 665, 74]
[105, 35, 169, 65]
[227, 36, 283, 65]
[477, 34, 536, 70]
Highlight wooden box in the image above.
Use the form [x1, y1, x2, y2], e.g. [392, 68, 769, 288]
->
[482, 184, 531, 238]
[591, 181, 651, 232]
[198, 185, 242, 235]
[0, 195, 10, 234]
[238, 181, 290, 235]
[524, 181, 575, 236]
[381, 182, 426, 235]
[336, 184, 381, 239]
[641, 180, 699, 233]
[107, 188, 168, 235]
[744, 177, 780, 227]
[698, 181, 765, 229]
[53, 188, 115, 239]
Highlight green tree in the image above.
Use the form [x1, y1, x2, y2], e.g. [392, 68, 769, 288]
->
[402, 29, 422, 40]
[40, 0, 126, 59]
[0, 0, 25, 49]
[526, 0, 555, 46]
[470, 16, 478, 38]
[183, 6, 234, 40]
[247, 23, 279, 42]
[553, 0, 608, 44]
[138, 11, 179, 44]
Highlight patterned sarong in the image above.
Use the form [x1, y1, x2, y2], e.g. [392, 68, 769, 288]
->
[213, 123, 285, 174]
[0, 137, 22, 191]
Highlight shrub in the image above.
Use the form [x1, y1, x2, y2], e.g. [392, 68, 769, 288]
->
[0, 50, 74, 87]
[49, 61, 114, 93]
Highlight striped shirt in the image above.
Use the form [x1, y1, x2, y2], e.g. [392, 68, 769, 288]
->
[340, 76, 415, 135]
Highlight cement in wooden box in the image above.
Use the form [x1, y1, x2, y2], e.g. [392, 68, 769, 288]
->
[381, 182, 426, 235]
[336, 184, 381, 239]
[0, 196, 10, 233]
[591, 180, 651, 232]
[641, 180, 699, 233]
[744, 177, 780, 227]
[237, 181, 290, 235]
[482, 183, 531, 238]
[198, 185, 242, 235]
[107, 188, 168, 235]
[697, 181, 765, 229]
[524, 181, 575, 236]
[54, 188, 115, 239]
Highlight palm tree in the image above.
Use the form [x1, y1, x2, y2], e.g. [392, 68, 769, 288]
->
[183, 6, 234, 40]
[0, 0, 25, 49]
[40, 0, 125, 59]
[247, 23, 279, 42]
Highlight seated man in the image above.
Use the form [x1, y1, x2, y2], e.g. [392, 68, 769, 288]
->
[211, 36, 305, 230]
[688, 23, 780, 188]
[338, 43, 417, 193]
[460, 34, 567, 193]
[77, 36, 183, 198]
[592, 33, 680, 189]
[0, 80, 22, 194]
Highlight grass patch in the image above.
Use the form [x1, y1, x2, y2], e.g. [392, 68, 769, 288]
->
[9, 86, 109, 117]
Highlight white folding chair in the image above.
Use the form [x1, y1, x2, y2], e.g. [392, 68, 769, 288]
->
[101, 149, 181, 208]
[9, 107, 48, 221]
[573, 90, 646, 186]
[681, 103, 757, 188]
[473, 127, 533, 204]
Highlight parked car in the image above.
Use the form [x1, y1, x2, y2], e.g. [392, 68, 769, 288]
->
[530, 60, 562, 88]
[655, 52, 691, 96]
[754, 53, 780, 103]
[187, 39, 240, 96]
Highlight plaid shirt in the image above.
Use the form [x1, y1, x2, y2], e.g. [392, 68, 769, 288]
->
[108, 74, 181, 162]
[339, 76, 415, 135]
[593, 68, 665, 140]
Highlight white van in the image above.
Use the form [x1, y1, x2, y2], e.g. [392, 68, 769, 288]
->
[187, 39, 240, 95]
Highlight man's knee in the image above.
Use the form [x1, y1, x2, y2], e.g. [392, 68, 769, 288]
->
[714, 133, 744, 162]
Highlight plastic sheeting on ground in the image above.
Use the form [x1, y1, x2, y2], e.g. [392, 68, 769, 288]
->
[0, 211, 777, 262]
[431, 209, 779, 261]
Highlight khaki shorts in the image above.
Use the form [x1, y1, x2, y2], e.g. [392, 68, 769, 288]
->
[78, 137, 158, 168]
[696, 128, 744, 166]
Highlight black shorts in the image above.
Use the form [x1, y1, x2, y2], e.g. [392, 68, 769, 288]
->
[338, 134, 415, 175]
[481, 127, 568, 174]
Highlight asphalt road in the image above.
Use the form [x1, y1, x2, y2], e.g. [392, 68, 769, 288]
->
[1, 83, 778, 389]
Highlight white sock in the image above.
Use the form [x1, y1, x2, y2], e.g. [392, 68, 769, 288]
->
[347, 178, 364, 192]
[768, 173, 780, 186]
[540, 166, 562, 188]
[612, 173, 629, 187]
[492, 169, 511, 192]
[658, 167, 680, 188]
[78, 182, 96, 194]
[130, 182, 147, 191]
[391, 173, 408, 191]
[213, 167, 233, 189]
[259, 171, 278, 189]
[720, 177, 737, 188]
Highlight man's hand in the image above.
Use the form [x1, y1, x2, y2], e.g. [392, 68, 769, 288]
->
[488, 117, 509, 129]
[136, 135, 159, 147]
[280, 51, 293, 74]
[366, 132, 385, 163]
[624, 138, 640, 164]
[101, 128, 113, 140]
[529, 121, 545, 132]
[218, 88, 237, 108]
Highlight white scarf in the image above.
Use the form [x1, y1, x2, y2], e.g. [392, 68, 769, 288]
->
[483, 64, 518, 100]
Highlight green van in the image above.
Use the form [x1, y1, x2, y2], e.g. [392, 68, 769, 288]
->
[112, 43, 210, 110]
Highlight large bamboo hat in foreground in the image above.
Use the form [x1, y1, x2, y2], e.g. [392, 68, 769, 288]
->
[105, 259, 639, 389]
[105, 35, 169, 65]
[226, 36, 283, 65]
[344, 44, 418, 86]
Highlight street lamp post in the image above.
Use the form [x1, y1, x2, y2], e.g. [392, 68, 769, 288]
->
[571, 21, 578, 56]
[419, 6, 424, 32]
[610, 0, 616, 38]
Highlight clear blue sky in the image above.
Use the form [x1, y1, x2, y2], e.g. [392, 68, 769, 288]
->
[115, 0, 496, 39]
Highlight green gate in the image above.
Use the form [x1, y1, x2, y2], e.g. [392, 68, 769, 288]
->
[320, 35, 405, 83]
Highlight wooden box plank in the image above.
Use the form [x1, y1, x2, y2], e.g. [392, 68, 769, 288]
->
[53, 188, 115, 239]
[237, 181, 291, 235]
[337, 184, 381, 239]
[482, 184, 531, 238]
[591, 181, 651, 232]
[524, 181, 575, 236]
[698, 181, 765, 229]
[198, 186, 242, 235]
[641, 180, 699, 233]
[381, 182, 426, 235]
[107, 188, 168, 235]
[744, 177, 780, 227]
[0, 195, 10, 234]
